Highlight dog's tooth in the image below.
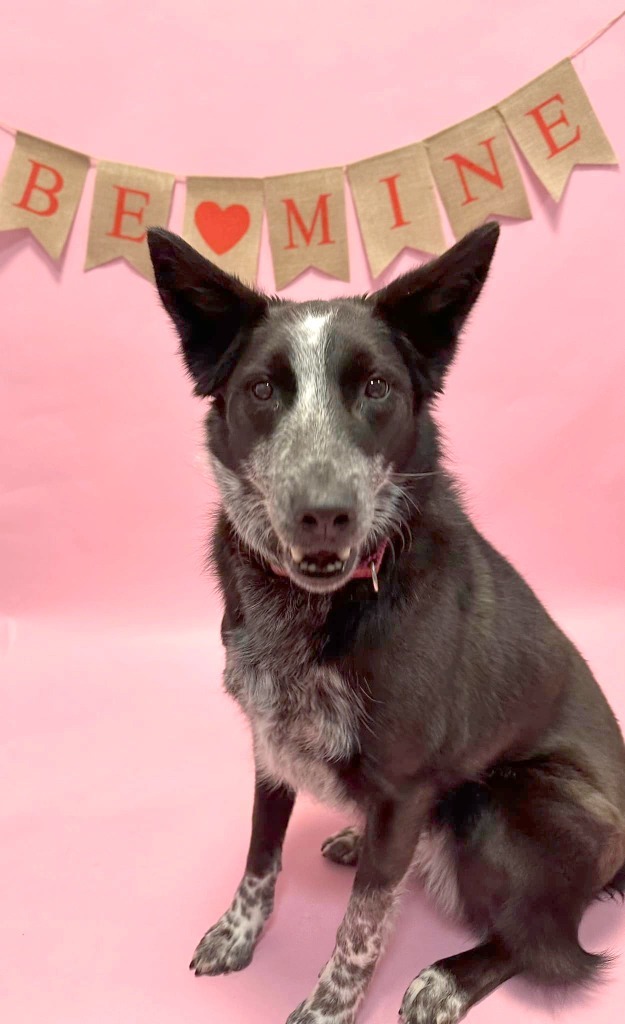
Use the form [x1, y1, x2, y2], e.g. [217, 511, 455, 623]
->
[307, 563, 317, 572]
[338, 547, 351, 561]
[300, 561, 310, 571]
[290, 546, 305, 563]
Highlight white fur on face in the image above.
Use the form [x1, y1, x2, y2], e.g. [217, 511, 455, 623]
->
[208, 306, 414, 571]
[245, 308, 387, 552]
[210, 455, 278, 564]
[288, 312, 334, 431]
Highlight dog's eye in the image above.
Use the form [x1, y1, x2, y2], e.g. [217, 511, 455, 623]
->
[365, 377, 389, 400]
[251, 380, 274, 401]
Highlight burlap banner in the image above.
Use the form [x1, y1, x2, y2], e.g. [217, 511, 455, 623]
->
[183, 177, 264, 285]
[264, 167, 349, 289]
[0, 133, 89, 259]
[347, 143, 445, 278]
[0, 17, 620, 291]
[498, 59, 617, 202]
[426, 108, 532, 239]
[85, 161, 175, 280]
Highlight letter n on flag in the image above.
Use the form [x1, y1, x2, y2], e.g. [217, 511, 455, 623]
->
[86, 161, 175, 280]
[264, 167, 349, 290]
[426, 108, 531, 239]
[498, 59, 617, 202]
[0, 133, 89, 259]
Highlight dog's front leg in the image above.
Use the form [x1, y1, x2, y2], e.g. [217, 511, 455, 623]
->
[286, 787, 435, 1024]
[191, 774, 295, 976]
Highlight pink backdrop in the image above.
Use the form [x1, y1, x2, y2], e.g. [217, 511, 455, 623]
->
[1, 2, 624, 1023]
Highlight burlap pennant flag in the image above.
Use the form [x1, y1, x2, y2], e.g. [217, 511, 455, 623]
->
[264, 167, 349, 289]
[426, 108, 531, 239]
[0, 133, 89, 259]
[183, 177, 264, 285]
[86, 161, 175, 280]
[498, 59, 617, 202]
[347, 143, 445, 278]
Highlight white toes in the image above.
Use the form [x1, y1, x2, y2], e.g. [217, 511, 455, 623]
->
[190, 917, 256, 976]
[400, 967, 466, 1024]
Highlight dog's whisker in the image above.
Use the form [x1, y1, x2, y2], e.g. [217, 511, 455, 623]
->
[389, 470, 442, 480]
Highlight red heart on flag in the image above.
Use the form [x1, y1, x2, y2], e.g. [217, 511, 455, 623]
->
[194, 202, 250, 255]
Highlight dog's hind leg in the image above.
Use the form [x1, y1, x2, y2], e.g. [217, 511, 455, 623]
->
[400, 759, 625, 1021]
[191, 775, 294, 976]
[401, 941, 517, 1024]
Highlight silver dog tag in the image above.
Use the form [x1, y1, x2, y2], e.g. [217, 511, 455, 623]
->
[371, 561, 379, 594]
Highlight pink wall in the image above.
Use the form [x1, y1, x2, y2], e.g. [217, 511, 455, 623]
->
[2, 10, 625, 1024]
[1, 0, 624, 626]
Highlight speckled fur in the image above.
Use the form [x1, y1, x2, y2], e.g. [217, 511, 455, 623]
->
[226, 650, 362, 810]
[190, 854, 281, 975]
[286, 887, 400, 1024]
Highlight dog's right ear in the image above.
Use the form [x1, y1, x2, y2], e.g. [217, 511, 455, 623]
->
[147, 228, 268, 397]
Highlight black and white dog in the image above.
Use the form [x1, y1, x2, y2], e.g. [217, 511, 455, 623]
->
[147, 223, 625, 1024]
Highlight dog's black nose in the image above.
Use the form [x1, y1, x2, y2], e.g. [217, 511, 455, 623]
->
[295, 503, 356, 546]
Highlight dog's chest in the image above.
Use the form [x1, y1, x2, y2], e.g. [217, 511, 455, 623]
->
[224, 647, 361, 809]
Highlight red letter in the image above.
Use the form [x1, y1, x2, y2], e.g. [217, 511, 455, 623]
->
[14, 160, 64, 217]
[379, 174, 410, 228]
[525, 94, 581, 159]
[282, 194, 334, 249]
[444, 138, 504, 206]
[106, 186, 150, 242]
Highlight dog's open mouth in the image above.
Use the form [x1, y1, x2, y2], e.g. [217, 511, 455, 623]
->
[277, 541, 388, 592]
[289, 546, 354, 579]
[287, 546, 357, 583]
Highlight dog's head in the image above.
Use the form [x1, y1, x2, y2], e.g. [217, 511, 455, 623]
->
[148, 223, 499, 593]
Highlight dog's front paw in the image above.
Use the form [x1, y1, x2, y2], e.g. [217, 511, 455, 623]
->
[286, 998, 354, 1024]
[190, 916, 256, 977]
[400, 967, 467, 1024]
[321, 826, 361, 867]
[285, 1001, 315, 1024]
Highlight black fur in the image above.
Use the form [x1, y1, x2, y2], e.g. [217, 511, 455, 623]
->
[148, 224, 625, 1022]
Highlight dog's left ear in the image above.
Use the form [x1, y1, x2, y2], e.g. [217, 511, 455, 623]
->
[147, 228, 268, 396]
[371, 222, 500, 395]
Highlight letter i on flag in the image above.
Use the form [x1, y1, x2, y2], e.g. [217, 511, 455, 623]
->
[0, 133, 90, 259]
[347, 143, 446, 278]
